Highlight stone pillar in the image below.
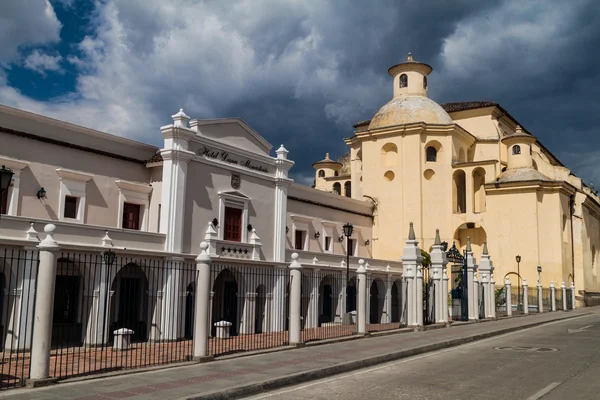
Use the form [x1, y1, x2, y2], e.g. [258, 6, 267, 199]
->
[288, 253, 302, 345]
[273, 145, 294, 262]
[429, 229, 447, 324]
[365, 272, 371, 324]
[442, 266, 449, 323]
[307, 269, 320, 329]
[271, 266, 288, 332]
[561, 282, 567, 311]
[473, 275, 480, 321]
[550, 281, 556, 311]
[571, 282, 576, 310]
[29, 224, 60, 382]
[522, 278, 529, 315]
[478, 241, 492, 319]
[160, 260, 182, 340]
[490, 266, 496, 319]
[505, 277, 512, 317]
[357, 260, 367, 334]
[465, 237, 477, 321]
[193, 242, 212, 360]
[160, 109, 195, 253]
[538, 283, 543, 313]
[14, 244, 39, 351]
[264, 293, 273, 333]
[87, 254, 115, 347]
[385, 275, 392, 324]
[240, 292, 257, 334]
[401, 223, 422, 327]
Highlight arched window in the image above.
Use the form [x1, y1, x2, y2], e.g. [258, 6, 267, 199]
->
[381, 143, 398, 167]
[453, 170, 466, 214]
[399, 74, 408, 88]
[426, 146, 437, 162]
[512, 145, 521, 155]
[423, 76, 428, 89]
[333, 182, 341, 195]
[344, 181, 351, 198]
[318, 170, 325, 178]
[334, 171, 339, 177]
[473, 168, 486, 213]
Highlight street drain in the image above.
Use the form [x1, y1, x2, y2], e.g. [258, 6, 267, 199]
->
[493, 346, 559, 352]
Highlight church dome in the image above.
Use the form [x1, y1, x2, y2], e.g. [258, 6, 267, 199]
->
[368, 95, 453, 130]
[367, 53, 453, 130]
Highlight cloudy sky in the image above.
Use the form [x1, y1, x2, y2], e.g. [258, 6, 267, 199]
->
[1, 0, 599, 186]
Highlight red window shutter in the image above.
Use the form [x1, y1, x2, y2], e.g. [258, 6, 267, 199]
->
[122, 203, 141, 230]
[224, 207, 242, 242]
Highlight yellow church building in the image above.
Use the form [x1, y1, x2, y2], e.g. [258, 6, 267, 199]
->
[313, 53, 600, 306]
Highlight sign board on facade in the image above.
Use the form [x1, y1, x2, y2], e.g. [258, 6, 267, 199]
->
[197, 146, 269, 173]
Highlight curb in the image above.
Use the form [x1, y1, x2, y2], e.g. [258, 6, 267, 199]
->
[186, 313, 588, 400]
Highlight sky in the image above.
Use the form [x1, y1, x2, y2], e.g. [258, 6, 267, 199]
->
[1, 0, 599, 186]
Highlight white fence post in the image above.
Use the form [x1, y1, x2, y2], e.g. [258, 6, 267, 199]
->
[401, 222, 422, 327]
[561, 282, 567, 311]
[522, 278, 529, 315]
[357, 259, 367, 334]
[29, 224, 60, 383]
[465, 238, 477, 321]
[550, 281, 556, 311]
[505, 277, 512, 317]
[193, 242, 213, 361]
[288, 253, 302, 345]
[429, 229, 447, 324]
[478, 241, 493, 319]
[538, 283, 543, 313]
[571, 282, 576, 310]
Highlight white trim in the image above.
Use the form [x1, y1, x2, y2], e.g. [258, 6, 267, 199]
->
[291, 220, 310, 251]
[190, 118, 273, 153]
[56, 168, 93, 224]
[0, 156, 30, 217]
[218, 191, 250, 243]
[290, 214, 314, 223]
[115, 180, 152, 231]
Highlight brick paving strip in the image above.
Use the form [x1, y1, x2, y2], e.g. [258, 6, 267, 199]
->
[1, 309, 594, 400]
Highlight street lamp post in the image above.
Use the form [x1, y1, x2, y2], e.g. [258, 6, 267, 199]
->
[0, 165, 14, 222]
[342, 222, 354, 317]
[537, 265, 542, 285]
[516, 255, 522, 309]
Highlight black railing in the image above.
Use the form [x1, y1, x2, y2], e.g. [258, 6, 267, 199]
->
[527, 286, 539, 313]
[555, 288, 564, 311]
[208, 264, 290, 356]
[0, 247, 39, 390]
[542, 288, 552, 311]
[366, 274, 403, 332]
[566, 288, 574, 310]
[495, 286, 507, 318]
[510, 286, 524, 315]
[50, 253, 197, 380]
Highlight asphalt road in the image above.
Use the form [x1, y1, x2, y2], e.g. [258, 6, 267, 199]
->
[246, 312, 600, 400]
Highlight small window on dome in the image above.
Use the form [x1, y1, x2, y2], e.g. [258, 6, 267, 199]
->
[512, 145, 521, 155]
[426, 146, 437, 162]
[423, 76, 428, 89]
[334, 171, 339, 177]
[333, 182, 341, 195]
[399, 74, 408, 88]
[318, 170, 325, 178]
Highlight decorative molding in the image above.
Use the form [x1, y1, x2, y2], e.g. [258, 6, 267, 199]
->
[56, 168, 94, 182]
[115, 180, 153, 194]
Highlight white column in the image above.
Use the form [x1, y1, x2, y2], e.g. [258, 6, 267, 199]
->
[538, 283, 543, 313]
[29, 224, 60, 381]
[264, 293, 273, 333]
[561, 282, 567, 311]
[550, 281, 556, 311]
[160, 260, 182, 340]
[273, 145, 294, 262]
[442, 267, 449, 323]
[429, 229, 447, 324]
[465, 237, 477, 320]
[160, 112, 195, 253]
[307, 269, 320, 328]
[478, 241, 493, 319]
[401, 223, 421, 327]
[193, 242, 212, 360]
[522, 278, 529, 315]
[240, 292, 257, 334]
[505, 277, 512, 317]
[13, 245, 39, 351]
[384, 275, 392, 324]
[490, 266, 496, 319]
[357, 259, 367, 334]
[288, 253, 302, 344]
[271, 266, 288, 332]
[571, 282, 576, 310]
[473, 275, 480, 321]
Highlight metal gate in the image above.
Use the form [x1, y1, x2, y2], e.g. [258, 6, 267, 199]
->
[423, 265, 435, 325]
[445, 242, 468, 321]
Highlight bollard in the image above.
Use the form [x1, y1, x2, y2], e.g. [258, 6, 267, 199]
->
[113, 328, 134, 351]
[505, 277, 512, 317]
[214, 321, 232, 339]
[550, 281, 556, 311]
[522, 278, 529, 315]
[561, 282, 567, 311]
[537, 283, 543, 313]
[571, 282, 576, 310]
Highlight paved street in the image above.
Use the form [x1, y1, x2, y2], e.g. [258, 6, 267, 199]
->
[247, 312, 600, 400]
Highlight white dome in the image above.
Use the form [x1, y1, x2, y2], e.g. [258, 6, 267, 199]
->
[368, 95, 453, 130]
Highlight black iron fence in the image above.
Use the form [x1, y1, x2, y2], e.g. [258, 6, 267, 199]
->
[209, 263, 289, 356]
[527, 286, 539, 313]
[495, 286, 507, 318]
[510, 286, 524, 315]
[367, 274, 403, 332]
[478, 283, 485, 319]
[566, 287, 573, 310]
[0, 247, 38, 390]
[542, 288, 552, 311]
[50, 252, 197, 380]
[555, 287, 564, 311]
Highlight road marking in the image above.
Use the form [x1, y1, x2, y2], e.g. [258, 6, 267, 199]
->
[247, 316, 589, 399]
[567, 324, 593, 334]
[525, 382, 561, 400]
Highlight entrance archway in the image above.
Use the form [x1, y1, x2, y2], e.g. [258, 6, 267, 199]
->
[369, 281, 379, 324]
[318, 275, 338, 325]
[185, 282, 195, 339]
[110, 263, 149, 343]
[212, 269, 239, 336]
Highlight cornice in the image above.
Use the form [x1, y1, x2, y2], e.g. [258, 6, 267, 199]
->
[452, 159, 498, 168]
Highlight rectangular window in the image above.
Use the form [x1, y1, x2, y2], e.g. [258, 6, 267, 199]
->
[63, 196, 78, 219]
[122, 202, 141, 230]
[224, 206, 242, 242]
[0, 189, 7, 215]
[348, 239, 356, 256]
[295, 230, 305, 250]
[325, 236, 332, 252]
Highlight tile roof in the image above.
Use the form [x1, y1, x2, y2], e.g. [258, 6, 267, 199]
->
[441, 101, 498, 113]
[146, 152, 163, 164]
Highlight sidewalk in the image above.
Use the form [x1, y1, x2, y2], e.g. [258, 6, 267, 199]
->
[3, 309, 593, 400]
